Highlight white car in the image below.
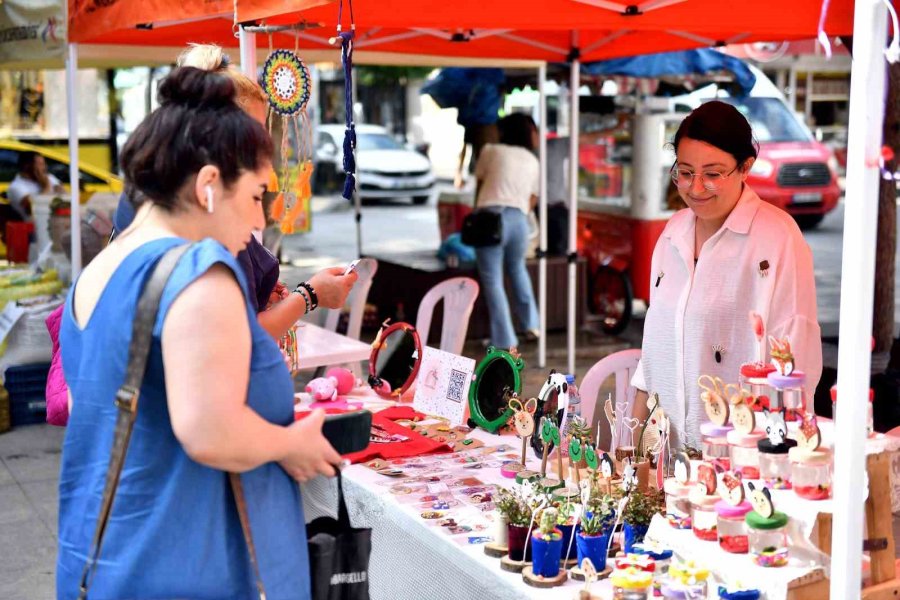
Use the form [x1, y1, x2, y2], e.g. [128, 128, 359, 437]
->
[314, 124, 435, 205]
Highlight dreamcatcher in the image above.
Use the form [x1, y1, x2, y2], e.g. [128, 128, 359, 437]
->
[261, 37, 313, 235]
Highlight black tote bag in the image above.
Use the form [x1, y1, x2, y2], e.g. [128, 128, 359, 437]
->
[306, 472, 372, 600]
[461, 209, 502, 247]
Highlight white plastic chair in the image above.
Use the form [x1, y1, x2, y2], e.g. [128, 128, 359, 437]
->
[318, 258, 377, 376]
[415, 277, 479, 356]
[578, 349, 642, 452]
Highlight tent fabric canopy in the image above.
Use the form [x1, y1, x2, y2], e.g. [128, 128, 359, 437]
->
[238, 0, 856, 40]
[581, 48, 757, 95]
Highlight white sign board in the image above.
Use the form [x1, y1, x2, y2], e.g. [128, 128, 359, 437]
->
[412, 346, 475, 427]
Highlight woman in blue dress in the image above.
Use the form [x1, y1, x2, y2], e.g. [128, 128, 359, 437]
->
[57, 66, 346, 599]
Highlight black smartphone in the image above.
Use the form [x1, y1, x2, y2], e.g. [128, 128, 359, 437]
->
[322, 410, 372, 455]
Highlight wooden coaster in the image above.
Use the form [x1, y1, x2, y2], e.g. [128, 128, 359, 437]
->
[552, 486, 581, 502]
[483, 542, 508, 558]
[538, 477, 563, 491]
[499, 555, 530, 573]
[569, 565, 612, 581]
[522, 566, 568, 588]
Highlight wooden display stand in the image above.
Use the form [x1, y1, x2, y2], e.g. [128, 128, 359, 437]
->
[788, 452, 900, 599]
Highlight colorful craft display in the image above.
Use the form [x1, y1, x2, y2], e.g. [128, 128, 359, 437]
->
[698, 374, 730, 426]
[745, 483, 790, 567]
[726, 429, 765, 480]
[261, 42, 314, 235]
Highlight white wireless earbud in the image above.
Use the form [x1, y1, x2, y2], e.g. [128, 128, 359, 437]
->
[205, 185, 214, 214]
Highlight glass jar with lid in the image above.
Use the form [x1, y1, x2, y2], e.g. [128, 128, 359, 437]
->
[746, 510, 790, 567]
[758, 438, 798, 490]
[718, 584, 762, 600]
[739, 363, 775, 405]
[663, 478, 692, 529]
[611, 567, 653, 600]
[701, 421, 732, 471]
[661, 561, 710, 599]
[727, 430, 766, 480]
[632, 542, 673, 597]
[767, 371, 806, 420]
[690, 493, 719, 542]
[790, 447, 833, 500]
[715, 500, 752, 554]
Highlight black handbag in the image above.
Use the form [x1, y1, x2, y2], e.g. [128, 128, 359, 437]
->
[461, 209, 502, 247]
[306, 472, 372, 600]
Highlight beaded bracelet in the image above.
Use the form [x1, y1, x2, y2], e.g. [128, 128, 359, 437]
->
[294, 286, 312, 314]
[295, 281, 318, 311]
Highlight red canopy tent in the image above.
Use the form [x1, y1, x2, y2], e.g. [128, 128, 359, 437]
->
[67, 3, 896, 596]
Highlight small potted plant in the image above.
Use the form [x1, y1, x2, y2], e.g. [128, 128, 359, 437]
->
[531, 507, 564, 577]
[497, 487, 533, 561]
[622, 487, 664, 552]
[555, 499, 578, 563]
[576, 496, 614, 571]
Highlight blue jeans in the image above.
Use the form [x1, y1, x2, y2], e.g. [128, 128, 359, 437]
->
[474, 207, 539, 348]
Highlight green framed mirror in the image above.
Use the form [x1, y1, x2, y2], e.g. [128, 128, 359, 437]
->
[467, 347, 525, 433]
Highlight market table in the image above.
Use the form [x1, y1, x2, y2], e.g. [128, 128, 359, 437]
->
[298, 393, 900, 600]
[294, 322, 373, 370]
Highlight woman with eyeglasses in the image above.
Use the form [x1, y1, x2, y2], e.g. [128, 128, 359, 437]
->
[630, 101, 822, 449]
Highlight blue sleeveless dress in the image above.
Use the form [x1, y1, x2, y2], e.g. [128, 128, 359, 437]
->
[57, 238, 310, 600]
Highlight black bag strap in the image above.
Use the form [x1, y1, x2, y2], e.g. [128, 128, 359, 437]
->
[78, 243, 190, 600]
[76, 244, 267, 600]
[335, 469, 351, 527]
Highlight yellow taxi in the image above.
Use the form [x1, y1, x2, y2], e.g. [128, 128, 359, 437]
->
[0, 139, 123, 200]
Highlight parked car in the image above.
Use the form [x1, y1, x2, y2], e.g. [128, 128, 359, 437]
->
[313, 124, 435, 205]
[679, 66, 841, 230]
[0, 139, 123, 200]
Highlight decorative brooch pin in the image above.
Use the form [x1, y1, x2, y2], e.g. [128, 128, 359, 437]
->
[758, 260, 770, 277]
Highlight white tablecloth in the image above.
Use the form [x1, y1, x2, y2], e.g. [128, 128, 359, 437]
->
[298, 398, 900, 600]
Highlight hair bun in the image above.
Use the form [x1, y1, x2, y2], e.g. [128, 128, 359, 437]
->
[157, 66, 237, 110]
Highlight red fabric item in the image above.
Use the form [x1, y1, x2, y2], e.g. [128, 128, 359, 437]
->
[295, 406, 452, 464]
[44, 305, 69, 426]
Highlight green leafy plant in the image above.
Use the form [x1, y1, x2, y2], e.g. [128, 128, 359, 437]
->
[568, 415, 592, 443]
[622, 487, 664, 527]
[535, 507, 561, 541]
[496, 487, 532, 527]
[554, 500, 575, 525]
[579, 493, 616, 536]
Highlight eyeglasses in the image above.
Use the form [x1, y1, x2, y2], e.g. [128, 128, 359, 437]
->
[670, 164, 740, 191]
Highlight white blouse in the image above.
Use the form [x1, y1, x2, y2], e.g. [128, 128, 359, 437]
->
[474, 143, 539, 214]
[632, 185, 822, 449]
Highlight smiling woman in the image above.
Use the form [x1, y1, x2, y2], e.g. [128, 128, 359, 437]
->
[630, 101, 822, 450]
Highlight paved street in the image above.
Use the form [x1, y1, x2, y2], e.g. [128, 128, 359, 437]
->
[1, 191, 897, 598]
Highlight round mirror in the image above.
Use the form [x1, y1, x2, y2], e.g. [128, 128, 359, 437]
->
[467, 347, 525, 433]
[368, 322, 422, 399]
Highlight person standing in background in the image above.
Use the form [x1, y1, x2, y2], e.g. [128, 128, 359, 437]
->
[473, 113, 541, 348]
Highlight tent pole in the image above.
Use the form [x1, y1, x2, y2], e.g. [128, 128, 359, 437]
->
[538, 63, 548, 369]
[66, 43, 82, 279]
[567, 45, 580, 377]
[238, 27, 258, 77]
[831, 0, 888, 597]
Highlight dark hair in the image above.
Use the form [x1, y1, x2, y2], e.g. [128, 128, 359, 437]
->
[672, 100, 759, 166]
[120, 66, 273, 211]
[17, 151, 39, 172]
[497, 113, 537, 151]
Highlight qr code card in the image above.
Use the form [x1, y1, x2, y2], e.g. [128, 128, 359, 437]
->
[412, 347, 475, 426]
